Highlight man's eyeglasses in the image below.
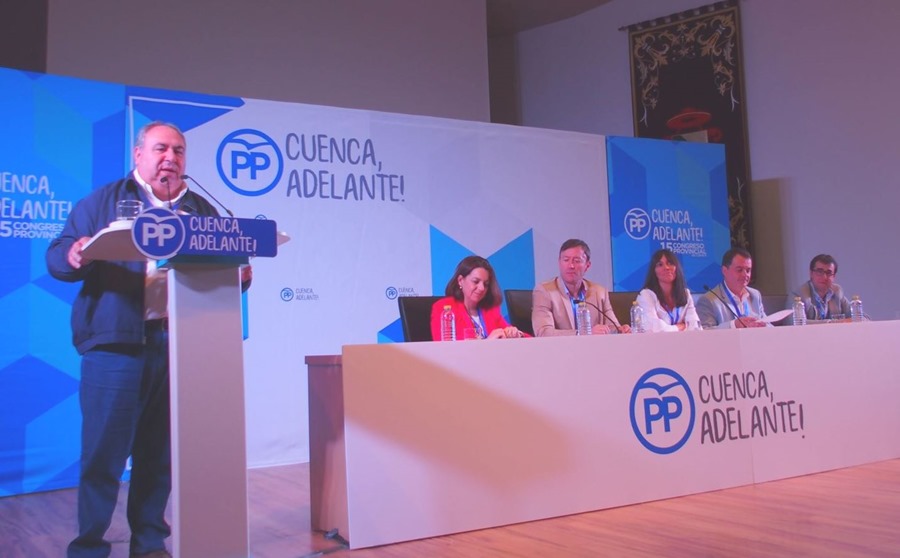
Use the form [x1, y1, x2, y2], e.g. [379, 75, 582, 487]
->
[812, 268, 835, 277]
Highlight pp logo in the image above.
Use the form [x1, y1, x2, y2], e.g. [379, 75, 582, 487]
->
[629, 367, 695, 454]
[132, 207, 185, 260]
[624, 208, 651, 240]
[217, 129, 284, 197]
[280, 288, 294, 302]
[385, 287, 399, 300]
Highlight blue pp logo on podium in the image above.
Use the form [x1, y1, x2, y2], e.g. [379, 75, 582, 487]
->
[629, 367, 696, 454]
[132, 207, 278, 260]
[133, 207, 186, 259]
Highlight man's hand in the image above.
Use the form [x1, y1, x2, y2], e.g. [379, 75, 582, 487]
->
[67, 237, 92, 269]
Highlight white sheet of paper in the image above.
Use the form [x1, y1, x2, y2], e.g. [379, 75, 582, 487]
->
[762, 309, 793, 324]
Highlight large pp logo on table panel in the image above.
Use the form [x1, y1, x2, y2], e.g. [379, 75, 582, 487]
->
[629, 367, 695, 454]
[132, 207, 185, 260]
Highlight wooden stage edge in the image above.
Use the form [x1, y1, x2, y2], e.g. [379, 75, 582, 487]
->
[1, 458, 899, 557]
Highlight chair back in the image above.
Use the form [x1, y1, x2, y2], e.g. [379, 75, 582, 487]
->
[503, 289, 535, 337]
[609, 291, 638, 326]
[397, 295, 443, 342]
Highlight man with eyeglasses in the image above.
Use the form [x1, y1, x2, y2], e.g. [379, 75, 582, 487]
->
[791, 254, 852, 321]
[531, 238, 627, 336]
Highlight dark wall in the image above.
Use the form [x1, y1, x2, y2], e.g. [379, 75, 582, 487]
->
[0, 0, 48, 71]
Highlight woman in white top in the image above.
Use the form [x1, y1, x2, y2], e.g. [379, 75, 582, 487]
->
[636, 249, 701, 332]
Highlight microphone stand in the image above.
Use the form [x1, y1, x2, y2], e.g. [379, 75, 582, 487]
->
[181, 174, 235, 217]
[703, 284, 749, 328]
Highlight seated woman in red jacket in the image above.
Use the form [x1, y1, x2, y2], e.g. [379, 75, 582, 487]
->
[430, 255, 526, 340]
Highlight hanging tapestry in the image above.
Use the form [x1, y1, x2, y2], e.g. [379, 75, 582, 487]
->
[627, 0, 752, 249]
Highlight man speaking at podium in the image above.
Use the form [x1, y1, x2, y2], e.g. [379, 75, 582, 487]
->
[46, 122, 250, 558]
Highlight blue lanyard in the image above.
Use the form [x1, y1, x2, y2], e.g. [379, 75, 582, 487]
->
[810, 282, 829, 318]
[722, 282, 747, 317]
[813, 297, 827, 319]
[666, 306, 681, 325]
[469, 309, 486, 339]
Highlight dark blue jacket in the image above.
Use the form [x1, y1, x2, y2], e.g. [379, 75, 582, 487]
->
[46, 173, 218, 354]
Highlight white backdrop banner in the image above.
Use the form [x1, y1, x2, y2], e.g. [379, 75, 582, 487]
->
[190, 100, 613, 466]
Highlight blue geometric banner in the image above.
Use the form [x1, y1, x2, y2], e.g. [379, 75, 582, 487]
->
[0, 68, 243, 496]
[607, 136, 730, 292]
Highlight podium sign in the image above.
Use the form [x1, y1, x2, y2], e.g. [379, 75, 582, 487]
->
[82, 208, 281, 558]
[132, 207, 277, 260]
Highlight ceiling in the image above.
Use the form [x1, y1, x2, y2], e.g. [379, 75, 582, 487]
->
[486, 0, 613, 37]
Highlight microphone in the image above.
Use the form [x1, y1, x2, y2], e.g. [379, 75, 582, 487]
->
[581, 300, 624, 334]
[703, 284, 748, 328]
[160, 176, 173, 210]
[181, 174, 234, 217]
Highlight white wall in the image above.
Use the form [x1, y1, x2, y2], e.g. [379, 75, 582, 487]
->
[46, 0, 490, 122]
[514, 0, 900, 319]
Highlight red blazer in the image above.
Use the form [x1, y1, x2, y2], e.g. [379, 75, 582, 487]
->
[430, 296, 513, 341]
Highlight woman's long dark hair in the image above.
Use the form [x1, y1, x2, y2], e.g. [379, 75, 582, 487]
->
[444, 255, 502, 309]
[641, 249, 688, 308]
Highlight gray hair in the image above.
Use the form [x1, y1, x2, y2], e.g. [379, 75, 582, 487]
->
[135, 121, 185, 148]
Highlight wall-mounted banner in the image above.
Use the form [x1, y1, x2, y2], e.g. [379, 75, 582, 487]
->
[626, 0, 752, 251]
[606, 136, 730, 292]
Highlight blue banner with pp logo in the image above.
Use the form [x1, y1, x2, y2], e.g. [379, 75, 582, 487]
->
[607, 136, 730, 292]
[132, 207, 277, 260]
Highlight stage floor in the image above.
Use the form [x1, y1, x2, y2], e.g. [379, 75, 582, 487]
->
[2, 459, 899, 557]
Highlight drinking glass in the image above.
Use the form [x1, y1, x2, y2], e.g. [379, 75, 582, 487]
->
[116, 199, 144, 221]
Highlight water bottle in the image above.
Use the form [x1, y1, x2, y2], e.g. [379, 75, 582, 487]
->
[850, 295, 864, 322]
[792, 296, 807, 326]
[576, 302, 592, 336]
[440, 305, 456, 341]
[630, 301, 645, 333]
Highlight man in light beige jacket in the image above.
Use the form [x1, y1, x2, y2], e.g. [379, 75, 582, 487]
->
[532, 239, 627, 336]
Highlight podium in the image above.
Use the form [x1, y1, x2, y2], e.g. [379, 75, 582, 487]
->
[83, 211, 283, 557]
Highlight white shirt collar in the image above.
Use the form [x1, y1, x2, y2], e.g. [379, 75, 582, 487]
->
[723, 282, 749, 302]
[133, 170, 188, 208]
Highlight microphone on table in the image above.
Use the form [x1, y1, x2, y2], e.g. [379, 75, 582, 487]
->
[582, 300, 624, 334]
[181, 174, 234, 217]
[703, 284, 748, 329]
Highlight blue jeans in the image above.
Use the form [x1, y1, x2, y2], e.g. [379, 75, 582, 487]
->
[67, 327, 171, 558]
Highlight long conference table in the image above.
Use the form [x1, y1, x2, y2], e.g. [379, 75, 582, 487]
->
[305, 321, 900, 549]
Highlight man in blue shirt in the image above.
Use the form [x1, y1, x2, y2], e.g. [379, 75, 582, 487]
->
[696, 247, 768, 329]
